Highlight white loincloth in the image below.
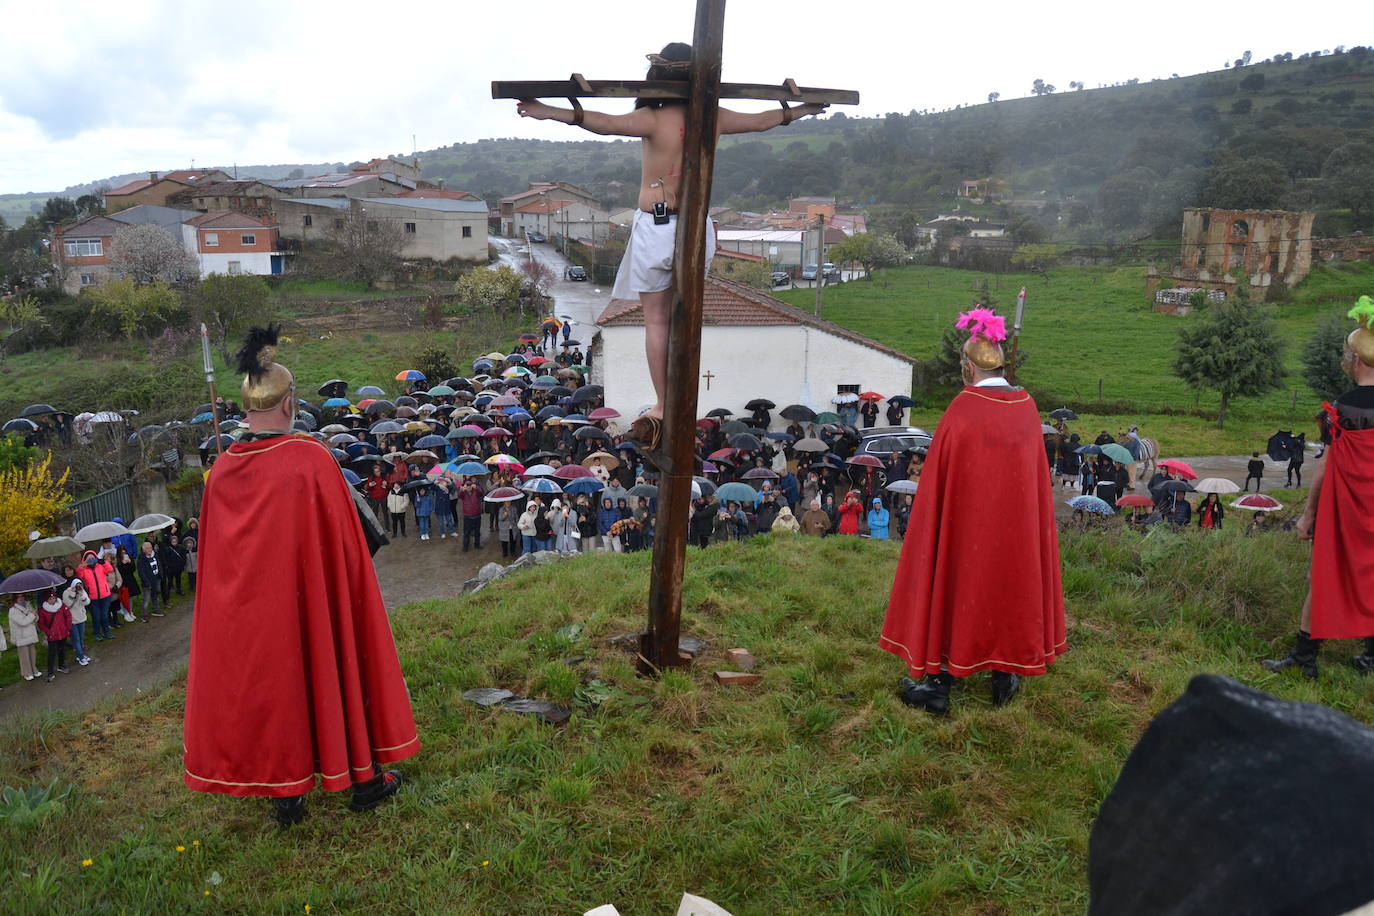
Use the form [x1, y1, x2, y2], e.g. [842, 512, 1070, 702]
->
[609, 210, 716, 300]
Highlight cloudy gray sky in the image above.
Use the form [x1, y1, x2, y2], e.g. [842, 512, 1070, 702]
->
[0, 0, 1362, 194]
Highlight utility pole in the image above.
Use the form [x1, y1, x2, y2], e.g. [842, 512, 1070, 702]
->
[813, 211, 825, 317]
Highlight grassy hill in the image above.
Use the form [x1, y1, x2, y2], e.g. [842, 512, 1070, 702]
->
[776, 260, 1374, 456]
[0, 526, 1363, 914]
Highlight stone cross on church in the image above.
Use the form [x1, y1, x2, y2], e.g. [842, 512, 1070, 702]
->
[493, 0, 858, 673]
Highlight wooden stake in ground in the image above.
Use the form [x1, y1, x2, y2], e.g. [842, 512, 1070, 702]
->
[493, 0, 858, 673]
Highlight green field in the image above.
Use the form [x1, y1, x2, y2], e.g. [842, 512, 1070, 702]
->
[0, 524, 1364, 914]
[777, 261, 1374, 456]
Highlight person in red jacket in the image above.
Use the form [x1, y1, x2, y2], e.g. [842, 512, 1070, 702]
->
[837, 490, 864, 535]
[364, 465, 388, 520]
[458, 478, 484, 551]
[36, 589, 73, 682]
[76, 549, 116, 641]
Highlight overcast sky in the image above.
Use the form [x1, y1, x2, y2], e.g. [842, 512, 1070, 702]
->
[0, 0, 1363, 195]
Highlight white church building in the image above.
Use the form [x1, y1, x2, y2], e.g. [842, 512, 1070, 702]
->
[590, 277, 916, 426]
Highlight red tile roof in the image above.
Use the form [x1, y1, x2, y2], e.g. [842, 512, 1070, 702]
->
[713, 248, 765, 262]
[595, 277, 916, 364]
[187, 211, 277, 230]
[515, 198, 574, 214]
[399, 188, 479, 200]
[56, 215, 128, 238]
[106, 179, 156, 196]
[163, 169, 227, 184]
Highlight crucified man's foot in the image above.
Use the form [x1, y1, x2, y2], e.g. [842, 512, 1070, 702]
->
[629, 414, 674, 474]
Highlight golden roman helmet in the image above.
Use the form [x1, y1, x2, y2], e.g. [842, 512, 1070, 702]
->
[1347, 295, 1374, 368]
[956, 306, 1007, 370]
[236, 323, 294, 412]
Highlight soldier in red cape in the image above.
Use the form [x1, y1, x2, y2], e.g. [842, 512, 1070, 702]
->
[880, 307, 1066, 716]
[183, 324, 418, 826]
[1264, 296, 1374, 678]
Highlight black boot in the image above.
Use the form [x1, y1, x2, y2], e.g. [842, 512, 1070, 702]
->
[990, 671, 1021, 706]
[273, 795, 307, 827]
[897, 673, 954, 717]
[1352, 637, 1374, 675]
[350, 769, 404, 812]
[1262, 631, 1322, 678]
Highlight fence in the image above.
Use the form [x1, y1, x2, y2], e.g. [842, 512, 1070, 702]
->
[70, 483, 134, 530]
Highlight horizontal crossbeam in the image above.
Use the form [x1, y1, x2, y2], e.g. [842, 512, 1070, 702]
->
[491, 78, 859, 106]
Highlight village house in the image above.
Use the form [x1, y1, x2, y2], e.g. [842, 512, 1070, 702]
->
[499, 182, 599, 237]
[276, 196, 487, 262]
[1148, 207, 1315, 305]
[103, 174, 189, 212]
[591, 277, 916, 422]
[398, 183, 480, 201]
[187, 212, 283, 278]
[51, 215, 127, 292]
[513, 199, 610, 245]
[715, 226, 846, 269]
[171, 180, 284, 216]
[274, 171, 416, 199]
[350, 157, 422, 182]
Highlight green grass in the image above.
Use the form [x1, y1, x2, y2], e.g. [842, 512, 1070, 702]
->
[268, 278, 430, 302]
[0, 527, 1367, 914]
[778, 261, 1374, 455]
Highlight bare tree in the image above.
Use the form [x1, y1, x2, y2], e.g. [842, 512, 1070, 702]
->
[108, 224, 199, 286]
[319, 207, 407, 287]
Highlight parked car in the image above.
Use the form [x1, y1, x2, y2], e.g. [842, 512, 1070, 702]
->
[565, 266, 587, 281]
[800, 264, 819, 281]
[771, 271, 790, 287]
[848, 425, 934, 488]
[526, 231, 546, 243]
[822, 262, 839, 278]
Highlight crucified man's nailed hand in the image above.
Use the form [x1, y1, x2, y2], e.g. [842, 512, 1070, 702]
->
[514, 42, 827, 453]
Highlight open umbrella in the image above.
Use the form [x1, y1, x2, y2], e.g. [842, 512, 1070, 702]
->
[3, 418, 38, 433]
[831, 393, 860, 405]
[794, 437, 827, 452]
[1157, 480, 1195, 494]
[587, 407, 621, 421]
[1267, 431, 1298, 463]
[25, 536, 85, 560]
[523, 464, 557, 477]
[1116, 494, 1155, 508]
[1049, 408, 1078, 421]
[0, 568, 67, 594]
[395, 369, 426, 382]
[128, 513, 176, 534]
[715, 482, 758, 504]
[705, 408, 734, 419]
[629, 483, 659, 498]
[341, 468, 363, 486]
[729, 433, 762, 451]
[484, 453, 522, 466]
[741, 467, 778, 480]
[318, 379, 349, 397]
[1067, 495, 1114, 515]
[356, 385, 386, 398]
[520, 478, 563, 495]
[846, 455, 885, 469]
[1076, 444, 1104, 455]
[74, 520, 132, 542]
[202, 434, 236, 452]
[405, 450, 439, 464]
[582, 451, 620, 470]
[1232, 494, 1284, 511]
[483, 487, 524, 503]
[780, 404, 817, 422]
[369, 420, 405, 436]
[1157, 459, 1198, 480]
[322, 397, 352, 409]
[887, 395, 916, 408]
[885, 480, 918, 495]
[552, 464, 593, 480]
[413, 434, 447, 449]
[363, 400, 396, 416]
[692, 476, 717, 498]
[454, 461, 489, 476]
[537, 406, 566, 420]
[564, 477, 604, 495]
[20, 403, 59, 417]
[562, 339, 582, 347]
[744, 399, 776, 411]
[1100, 443, 1135, 465]
[1194, 477, 1241, 495]
[815, 412, 841, 425]
[482, 427, 512, 439]
[1041, 424, 1059, 435]
[858, 391, 884, 402]
[574, 426, 609, 441]
[401, 479, 433, 493]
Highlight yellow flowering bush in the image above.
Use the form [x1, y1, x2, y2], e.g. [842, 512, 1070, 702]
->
[0, 454, 71, 570]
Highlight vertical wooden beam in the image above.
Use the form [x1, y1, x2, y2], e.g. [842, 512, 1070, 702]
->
[641, 0, 727, 673]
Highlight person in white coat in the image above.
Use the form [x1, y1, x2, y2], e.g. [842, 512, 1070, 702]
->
[551, 500, 579, 556]
[62, 573, 92, 665]
[9, 595, 40, 681]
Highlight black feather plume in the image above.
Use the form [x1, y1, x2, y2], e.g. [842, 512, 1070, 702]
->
[235, 323, 281, 378]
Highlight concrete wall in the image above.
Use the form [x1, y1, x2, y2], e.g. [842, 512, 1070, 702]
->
[200, 251, 275, 278]
[379, 203, 487, 261]
[1179, 208, 1315, 297]
[593, 324, 914, 424]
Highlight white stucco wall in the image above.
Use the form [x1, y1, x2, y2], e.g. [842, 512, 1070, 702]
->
[199, 251, 274, 278]
[593, 324, 914, 426]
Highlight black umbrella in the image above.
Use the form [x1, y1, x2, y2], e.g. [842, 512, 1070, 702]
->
[693, 476, 717, 497]
[730, 433, 762, 451]
[887, 395, 916, 408]
[574, 426, 609, 440]
[295, 411, 317, 431]
[349, 455, 393, 470]
[1158, 480, 1196, 493]
[561, 339, 582, 347]
[395, 395, 419, 407]
[721, 420, 749, 435]
[401, 478, 433, 493]
[318, 379, 348, 397]
[292, 419, 313, 432]
[20, 403, 59, 417]
[745, 399, 775, 411]
[629, 483, 658, 498]
[0, 568, 67, 594]
[329, 447, 348, 463]
[780, 404, 817, 422]
[571, 388, 599, 404]
[706, 408, 733, 418]
[1267, 430, 1298, 463]
[363, 399, 396, 416]
[1048, 407, 1078, 421]
[3, 418, 38, 433]
[548, 386, 573, 398]
[297, 399, 321, 417]
[201, 434, 235, 451]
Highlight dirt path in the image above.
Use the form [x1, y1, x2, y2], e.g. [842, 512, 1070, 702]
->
[0, 525, 506, 721]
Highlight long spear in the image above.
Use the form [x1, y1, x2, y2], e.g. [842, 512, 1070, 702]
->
[200, 324, 224, 458]
[1008, 287, 1027, 383]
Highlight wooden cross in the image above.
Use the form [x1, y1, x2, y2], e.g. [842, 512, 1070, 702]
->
[702, 370, 715, 390]
[493, 0, 858, 674]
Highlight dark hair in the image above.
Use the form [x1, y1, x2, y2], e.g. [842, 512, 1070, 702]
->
[637, 42, 692, 109]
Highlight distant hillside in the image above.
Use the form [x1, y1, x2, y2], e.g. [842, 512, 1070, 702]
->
[5, 47, 1372, 241]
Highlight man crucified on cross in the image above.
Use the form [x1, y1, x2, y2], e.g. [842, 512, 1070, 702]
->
[515, 42, 827, 452]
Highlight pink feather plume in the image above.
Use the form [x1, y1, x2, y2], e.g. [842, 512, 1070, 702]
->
[955, 307, 1007, 343]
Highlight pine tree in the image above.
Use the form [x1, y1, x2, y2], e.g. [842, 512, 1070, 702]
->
[1173, 303, 1286, 427]
[1301, 312, 1353, 402]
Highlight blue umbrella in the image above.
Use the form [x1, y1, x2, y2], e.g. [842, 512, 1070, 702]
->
[455, 461, 489, 476]
[537, 406, 565, 420]
[323, 397, 352, 408]
[766, 431, 795, 442]
[329, 432, 359, 445]
[356, 385, 386, 397]
[341, 468, 362, 486]
[561, 413, 589, 425]
[520, 478, 563, 494]
[345, 442, 381, 458]
[1067, 495, 1114, 515]
[715, 482, 758, 503]
[1075, 444, 1104, 455]
[414, 434, 447, 449]
[190, 411, 215, 424]
[564, 477, 604, 495]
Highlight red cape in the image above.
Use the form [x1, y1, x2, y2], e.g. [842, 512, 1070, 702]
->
[184, 435, 418, 797]
[1310, 425, 1374, 639]
[880, 385, 1066, 677]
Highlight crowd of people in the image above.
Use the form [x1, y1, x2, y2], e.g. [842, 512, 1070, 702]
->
[3, 519, 197, 686]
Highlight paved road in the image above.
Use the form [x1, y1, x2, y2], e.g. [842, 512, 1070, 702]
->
[0, 528, 506, 721]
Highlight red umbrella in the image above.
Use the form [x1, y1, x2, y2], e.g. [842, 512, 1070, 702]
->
[1157, 459, 1197, 480]
[696, 418, 719, 428]
[552, 464, 593, 480]
[587, 407, 621, 421]
[482, 427, 511, 438]
[858, 391, 884, 402]
[845, 454, 885, 468]
[526, 356, 550, 367]
[709, 447, 740, 460]
[1232, 494, 1284, 511]
[1116, 494, 1154, 508]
